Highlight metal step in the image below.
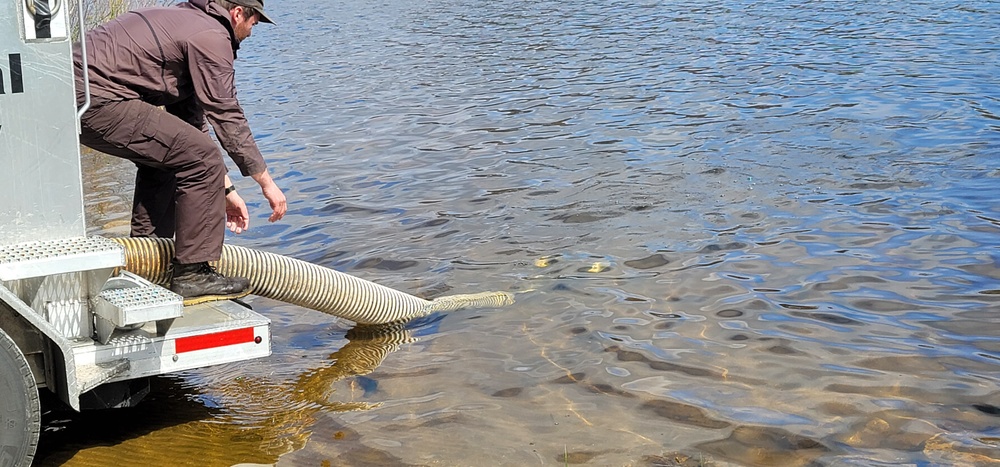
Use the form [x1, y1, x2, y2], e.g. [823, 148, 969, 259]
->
[96, 276, 184, 326]
[94, 272, 184, 344]
[0, 236, 124, 281]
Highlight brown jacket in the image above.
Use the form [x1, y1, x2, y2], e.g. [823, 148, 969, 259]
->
[74, 0, 266, 176]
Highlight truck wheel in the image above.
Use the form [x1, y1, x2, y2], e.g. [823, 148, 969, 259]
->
[0, 327, 39, 467]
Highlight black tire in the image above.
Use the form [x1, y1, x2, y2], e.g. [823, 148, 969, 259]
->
[0, 326, 39, 467]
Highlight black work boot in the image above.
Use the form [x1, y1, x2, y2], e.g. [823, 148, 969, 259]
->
[169, 261, 251, 305]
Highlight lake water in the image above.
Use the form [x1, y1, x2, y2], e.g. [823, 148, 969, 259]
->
[36, 0, 1000, 466]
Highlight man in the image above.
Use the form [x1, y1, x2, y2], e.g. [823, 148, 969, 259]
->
[74, 0, 287, 304]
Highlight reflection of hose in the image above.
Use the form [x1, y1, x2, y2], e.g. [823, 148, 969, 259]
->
[332, 323, 414, 376]
[110, 237, 514, 325]
[295, 323, 413, 407]
[191, 322, 414, 459]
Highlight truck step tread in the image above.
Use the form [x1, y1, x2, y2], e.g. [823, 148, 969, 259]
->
[0, 236, 124, 280]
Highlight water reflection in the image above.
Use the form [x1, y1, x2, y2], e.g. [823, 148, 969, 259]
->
[193, 321, 417, 459]
[294, 323, 416, 411]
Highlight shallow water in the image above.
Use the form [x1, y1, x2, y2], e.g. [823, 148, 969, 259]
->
[37, 0, 1000, 465]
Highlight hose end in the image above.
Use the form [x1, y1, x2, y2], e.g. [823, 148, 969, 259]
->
[421, 291, 515, 314]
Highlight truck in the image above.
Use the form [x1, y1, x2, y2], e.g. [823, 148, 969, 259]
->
[1, 1, 272, 464]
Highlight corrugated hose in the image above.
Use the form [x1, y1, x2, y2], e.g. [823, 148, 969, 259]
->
[110, 237, 514, 325]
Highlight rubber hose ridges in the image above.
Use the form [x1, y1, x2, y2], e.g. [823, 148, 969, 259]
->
[110, 237, 513, 325]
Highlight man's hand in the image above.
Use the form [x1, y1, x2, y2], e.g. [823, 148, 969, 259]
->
[262, 182, 287, 222]
[251, 169, 287, 222]
[225, 191, 250, 234]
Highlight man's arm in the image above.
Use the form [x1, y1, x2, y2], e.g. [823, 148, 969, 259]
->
[188, 29, 285, 223]
[185, 29, 267, 176]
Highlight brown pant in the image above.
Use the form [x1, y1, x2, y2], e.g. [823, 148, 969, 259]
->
[79, 99, 225, 264]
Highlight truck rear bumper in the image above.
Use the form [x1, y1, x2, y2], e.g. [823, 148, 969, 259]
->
[72, 299, 271, 392]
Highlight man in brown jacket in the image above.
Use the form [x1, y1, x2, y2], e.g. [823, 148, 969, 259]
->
[74, 0, 287, 304]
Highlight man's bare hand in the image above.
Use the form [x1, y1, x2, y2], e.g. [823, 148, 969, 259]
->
[251, 169, 286, 222]
[263, 182, 286, 222]
[225, 191, 250, 234]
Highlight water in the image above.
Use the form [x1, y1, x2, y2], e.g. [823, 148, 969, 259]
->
[37, 0, 1000, 465]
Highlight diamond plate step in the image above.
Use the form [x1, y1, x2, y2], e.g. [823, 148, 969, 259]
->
[96, 282, 184, 327]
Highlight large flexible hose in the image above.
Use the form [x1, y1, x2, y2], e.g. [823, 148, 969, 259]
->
[110, 237, 513, 325]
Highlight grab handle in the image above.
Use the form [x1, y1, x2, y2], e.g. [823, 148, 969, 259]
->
[74, 0, 90, 118]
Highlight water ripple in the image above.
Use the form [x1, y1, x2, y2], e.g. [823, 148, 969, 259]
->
[66, 0, 1000, 466]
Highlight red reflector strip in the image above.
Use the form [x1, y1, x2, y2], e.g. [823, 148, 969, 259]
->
[175, 328, 256, 353]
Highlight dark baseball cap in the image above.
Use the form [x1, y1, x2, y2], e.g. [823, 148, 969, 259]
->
[230, 0, 274, 24]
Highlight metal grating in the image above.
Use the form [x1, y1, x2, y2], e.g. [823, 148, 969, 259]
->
[0, 236, 121, 263]
[99, 286, 182, 311]
[0, 236, 125, 280]
[95, 282, 183, 327]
